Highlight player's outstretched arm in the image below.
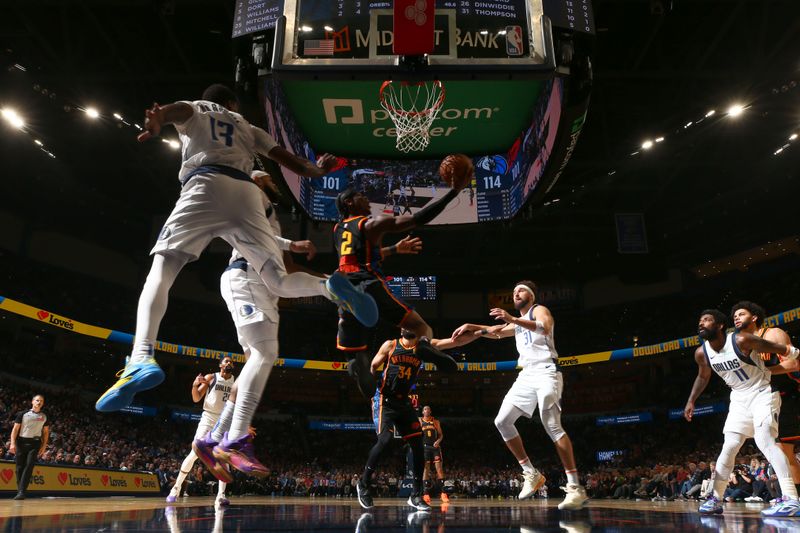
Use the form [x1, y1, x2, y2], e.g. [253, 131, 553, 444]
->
[736, 332, 798, 362]
[366, 182, 465, 235]
[265, 144, 337, 178]
[764, 328, 799, 375]
[382, 235, 422, 257]
[684, 347, 712, 422]
[490, 305, 554, 336]
[451, 323, 513, 340]
[137, 102, 194, 142]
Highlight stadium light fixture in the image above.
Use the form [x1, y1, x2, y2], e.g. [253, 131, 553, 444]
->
[641, 140, 654, 150]
[84, 107, 100, 119]
[1, 108, 25, 130]
[726, 104, 745, 117]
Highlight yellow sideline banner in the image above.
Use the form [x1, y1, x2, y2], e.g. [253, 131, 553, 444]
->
[1, 295, 799, 370]
[0, 460, 160, 494]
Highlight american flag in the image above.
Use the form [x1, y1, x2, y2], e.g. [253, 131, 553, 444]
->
[303, 39, 335, 56]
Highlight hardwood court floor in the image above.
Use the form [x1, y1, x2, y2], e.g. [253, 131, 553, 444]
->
[1, 496, 798, 531]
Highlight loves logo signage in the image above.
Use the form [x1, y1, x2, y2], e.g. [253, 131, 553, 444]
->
[0, 461, 160, 494]
[34, 309, 75, 330]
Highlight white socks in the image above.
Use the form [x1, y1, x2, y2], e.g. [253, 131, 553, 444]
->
[211, 401, 236, 442]
[228, 338, 278, 440]
[130, 253, 188, 364]
[566, 469, 579, 485]
[519, 458, 535, 475]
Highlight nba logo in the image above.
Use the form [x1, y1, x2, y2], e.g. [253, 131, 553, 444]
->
[506, 25, 523, 56]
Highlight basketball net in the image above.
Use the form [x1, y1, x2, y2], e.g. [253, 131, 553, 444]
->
[379, 80, 445, 153]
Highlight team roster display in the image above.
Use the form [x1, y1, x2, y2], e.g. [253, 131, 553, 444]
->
[385, 275, 437, 301]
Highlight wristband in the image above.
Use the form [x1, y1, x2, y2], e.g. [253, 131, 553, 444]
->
[785, 345, 799, 360]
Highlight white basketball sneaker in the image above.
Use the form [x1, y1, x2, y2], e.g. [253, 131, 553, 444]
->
[519, 470, 546, 500]
[558, 483, 589, 510]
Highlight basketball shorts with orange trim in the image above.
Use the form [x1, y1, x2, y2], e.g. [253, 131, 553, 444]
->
[372, 392, 422, 438]
[778, 388, 800, 442]
[337, 275, 413, 351]
[423, 445, 442, 462]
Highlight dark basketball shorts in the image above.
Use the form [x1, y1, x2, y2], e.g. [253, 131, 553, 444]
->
[337, 275, 413, 351]
[371, 392, 422, 439]
[424, 446, 442, 463]
[779, 389, 800, 443]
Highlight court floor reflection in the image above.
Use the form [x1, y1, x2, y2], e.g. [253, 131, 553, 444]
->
[1, 497, 797, 532]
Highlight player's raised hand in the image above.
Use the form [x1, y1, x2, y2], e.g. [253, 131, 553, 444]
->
[290, 240, 317, 260]
[490, 308, 514, 324]
[683, 402, 694, 422]
[137, 103, 164, 142]
[315, 153, 338, 172]
[396, 235, 423, 255]
[193, 373, 205, 387]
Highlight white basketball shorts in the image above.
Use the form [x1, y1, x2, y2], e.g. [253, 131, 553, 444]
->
[502, 365, 563, 418]
[723, 386, 781, 437]
[151, 173, 284, 274]
[220, 262, 279, 349]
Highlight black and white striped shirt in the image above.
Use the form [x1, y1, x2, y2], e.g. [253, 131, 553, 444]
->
[14, 410, 50, 439]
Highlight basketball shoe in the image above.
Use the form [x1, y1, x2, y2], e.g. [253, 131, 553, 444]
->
[213, 432, 268, 477]
[326, 272, 378, 327]
[96, 357, 164, 412]
[519, 470, 546, 499]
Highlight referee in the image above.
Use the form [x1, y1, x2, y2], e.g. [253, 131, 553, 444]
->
[9, 394, 50, 500]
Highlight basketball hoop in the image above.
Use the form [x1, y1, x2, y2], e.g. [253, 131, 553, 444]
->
[379, 80, 445, 153]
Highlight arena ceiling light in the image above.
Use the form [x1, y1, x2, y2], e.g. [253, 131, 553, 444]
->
[162, 138, 180, 149]
[641, 140, 654, 150]
[790, 133, 798, 141]
[1, 108, 25, 130]
[655, 137, 664, 143]
[726, 104, 745, 117]
[323, 25, 333, 31]
[84, 107, 100, 119]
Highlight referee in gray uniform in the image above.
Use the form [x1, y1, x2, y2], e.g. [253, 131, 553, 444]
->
[9, 394, 50, 500]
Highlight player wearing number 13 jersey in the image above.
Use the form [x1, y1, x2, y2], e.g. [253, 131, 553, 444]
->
[685, 309, 800, 517]
[96, 84, 377, 413]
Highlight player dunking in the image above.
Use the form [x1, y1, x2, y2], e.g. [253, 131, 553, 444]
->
[356, 329, 462, 512]
[731, 302, 800, 493]
[167, 357, 235, 505]
[421, 405, 449, 504]
[684, 309, 800, 517]
[334, 163, 468, 397]
[452, 281, 588, 510]
[96, 84, 377, 413]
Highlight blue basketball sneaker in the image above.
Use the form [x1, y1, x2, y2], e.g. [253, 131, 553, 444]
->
[325, 272, 378, 327]
[95, 357, 165, 412]
[698, 496, 723, 515]
[762, 496, 800, 517]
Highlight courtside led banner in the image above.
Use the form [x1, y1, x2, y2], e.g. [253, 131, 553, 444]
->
[0, 461, 160, 495]
[2, 295, 799, 371]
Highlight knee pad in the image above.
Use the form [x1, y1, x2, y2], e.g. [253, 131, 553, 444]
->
[540, 403, 565, 442]
[494, 413, 519, 442]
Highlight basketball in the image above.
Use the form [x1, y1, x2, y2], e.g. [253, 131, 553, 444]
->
[439, 154, 474, 189]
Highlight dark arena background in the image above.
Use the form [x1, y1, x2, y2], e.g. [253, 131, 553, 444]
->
[2, 0, 800, 532]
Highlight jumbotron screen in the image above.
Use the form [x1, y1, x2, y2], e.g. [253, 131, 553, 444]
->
[385, 276, 437, 301]
[263, 78, 566, 224]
